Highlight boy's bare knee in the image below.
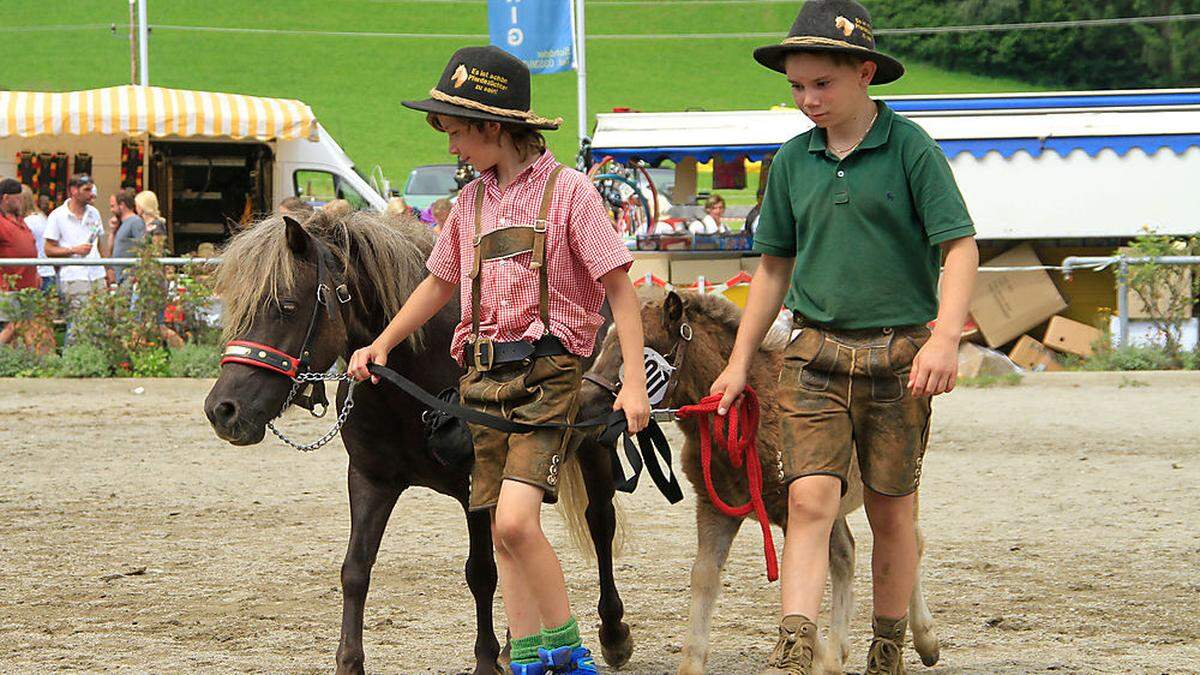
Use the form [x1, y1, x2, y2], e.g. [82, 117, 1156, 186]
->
[787, 476, 842, 525]
[493, 512, 541, 552]
[864, 491, 915, 535]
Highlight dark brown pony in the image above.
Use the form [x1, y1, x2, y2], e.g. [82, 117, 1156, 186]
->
[203, 210, 634, 674]
[579, 289, 939, 674]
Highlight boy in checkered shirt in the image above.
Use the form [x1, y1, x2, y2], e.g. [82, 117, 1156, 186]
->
[349, 46, 650, 675]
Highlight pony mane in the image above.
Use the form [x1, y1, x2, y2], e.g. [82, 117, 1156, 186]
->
[215, 209, 434, 347]
[681, 291, 789, 351]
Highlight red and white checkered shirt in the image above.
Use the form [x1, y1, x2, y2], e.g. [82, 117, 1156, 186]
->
[427, 151, 633, 365]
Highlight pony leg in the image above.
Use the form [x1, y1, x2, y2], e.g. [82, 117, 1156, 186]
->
[463, 502, 503, 675]
[678, 504, 741, 675]
[578, 438, 634, 669]
[822, 516, 855, 674]
[909, 514, 940, 667]
[335, 466, 402, 675]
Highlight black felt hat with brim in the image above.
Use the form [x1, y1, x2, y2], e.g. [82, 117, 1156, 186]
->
[753, 0, 904, 85]
[402, 46, 562, 131]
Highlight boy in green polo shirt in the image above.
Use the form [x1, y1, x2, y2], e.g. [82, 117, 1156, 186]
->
[710, 2, 978, 673]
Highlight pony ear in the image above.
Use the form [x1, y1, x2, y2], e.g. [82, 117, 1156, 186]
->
[664, 291, 685, 326]
[284, 215, 308, 255]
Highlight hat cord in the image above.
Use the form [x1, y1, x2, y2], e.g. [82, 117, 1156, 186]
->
[428, 89, 563, 129]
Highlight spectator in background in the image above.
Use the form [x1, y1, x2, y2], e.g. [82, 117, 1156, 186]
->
[19, 185, 57, 294]
[0, 178, 39, 345]
[321, 198, 352, 220]
[384, 197, 419, 225]
[110, 188, 146, 283]
[744, 183, 765, 242]
[278, 196, 313, 220]
[429, 197, 453, 235]
[135, 190, 167, 237]
[44, 174, 107, 342]
[689, 193, 730, 235]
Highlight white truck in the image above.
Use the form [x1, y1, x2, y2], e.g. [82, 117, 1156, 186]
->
[0, 84, 387, 255]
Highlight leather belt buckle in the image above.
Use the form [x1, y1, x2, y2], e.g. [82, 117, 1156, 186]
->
[473, 337, 495, 372]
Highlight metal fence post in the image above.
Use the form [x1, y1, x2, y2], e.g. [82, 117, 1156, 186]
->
[1116, 257, 1130, 348]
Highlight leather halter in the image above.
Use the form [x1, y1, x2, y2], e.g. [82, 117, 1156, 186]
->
[220, 235, 352, 386]
[585, 314, 693, 416]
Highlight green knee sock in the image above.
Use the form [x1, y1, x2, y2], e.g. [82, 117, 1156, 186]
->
[541, 616, 582, 651]
[511, 633, 543, 665]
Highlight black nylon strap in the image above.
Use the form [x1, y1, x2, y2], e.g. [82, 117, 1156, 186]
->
[365, 362, 684, 504]
[367, 362, 624, 435]
[600, 419, 683, 504]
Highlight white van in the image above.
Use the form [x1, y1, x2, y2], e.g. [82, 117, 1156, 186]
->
[0, 85, 386, 255]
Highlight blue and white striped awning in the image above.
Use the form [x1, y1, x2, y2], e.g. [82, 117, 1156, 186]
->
[591, 89, 1200, 164]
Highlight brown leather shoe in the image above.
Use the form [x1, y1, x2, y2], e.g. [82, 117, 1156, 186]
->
[865, 615, 908, 675]
[760, 614, 818, 675]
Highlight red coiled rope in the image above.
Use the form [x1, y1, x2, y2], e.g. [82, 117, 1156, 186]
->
[677, 386, 778, 581]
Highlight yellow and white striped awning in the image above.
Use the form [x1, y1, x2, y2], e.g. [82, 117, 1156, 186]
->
[0, 85, 317, 141]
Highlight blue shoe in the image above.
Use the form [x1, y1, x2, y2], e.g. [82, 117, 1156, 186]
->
[509, 660, 546, 675]
[538, 645, 598, 674]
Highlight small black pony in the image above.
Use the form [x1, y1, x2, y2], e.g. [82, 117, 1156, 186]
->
[204, 210, 633, 675]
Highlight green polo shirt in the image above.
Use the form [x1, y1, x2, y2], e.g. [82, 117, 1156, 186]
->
[753, 100, 975, 329]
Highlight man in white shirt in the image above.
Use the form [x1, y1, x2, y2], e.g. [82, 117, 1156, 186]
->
[44, 174, 110, 341]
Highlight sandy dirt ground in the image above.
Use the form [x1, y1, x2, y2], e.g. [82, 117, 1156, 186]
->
[1, 372, 1197, 674]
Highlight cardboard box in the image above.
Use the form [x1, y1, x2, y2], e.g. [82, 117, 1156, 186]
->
[1008, 335, 1064, 372]
[971, 244, 1068, 348]
[1117, 248, 1193, 319]
[629, 256, 670, 284]
[1042, 315, 1104, 358]
[670, 257, 742, 286]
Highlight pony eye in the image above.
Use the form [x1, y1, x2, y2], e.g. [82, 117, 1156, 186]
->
[280, 300, 298, 315]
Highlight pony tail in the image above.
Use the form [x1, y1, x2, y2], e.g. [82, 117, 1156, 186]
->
[553, 452, 627, 561]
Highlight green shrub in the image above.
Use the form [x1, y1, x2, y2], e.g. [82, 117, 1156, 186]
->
[1182, 350, 1200, 371]
[168, 343, 221, 378]
[0, 345, 62, 377]
[1081, 345, 1176, 372]
[59, 344, 113, 378]
[0, 345, 31, 377]
[131, 347, 171, 378]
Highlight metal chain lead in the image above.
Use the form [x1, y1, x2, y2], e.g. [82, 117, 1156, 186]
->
[267, 371, 357, 452]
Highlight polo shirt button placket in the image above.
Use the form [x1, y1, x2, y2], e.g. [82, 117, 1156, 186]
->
[834, 165, 850, 205]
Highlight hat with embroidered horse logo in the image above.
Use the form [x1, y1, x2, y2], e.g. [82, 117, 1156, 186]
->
[402, 45, 562, 130]
[753, 0, 905, 85]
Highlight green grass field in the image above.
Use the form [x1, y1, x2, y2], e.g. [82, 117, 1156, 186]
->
[2, 0, 1040, 189]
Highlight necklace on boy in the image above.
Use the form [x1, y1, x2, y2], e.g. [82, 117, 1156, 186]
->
[827, 109, 878, 157]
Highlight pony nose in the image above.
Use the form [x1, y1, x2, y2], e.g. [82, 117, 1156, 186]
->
[208, 399, 240, 431]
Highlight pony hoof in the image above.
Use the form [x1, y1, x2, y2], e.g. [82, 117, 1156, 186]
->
[914, 635, 940, 667]
[599, 621, 634, 669]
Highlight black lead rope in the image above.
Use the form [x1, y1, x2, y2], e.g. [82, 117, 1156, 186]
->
[365, 363, 683, 504]
[599, 420, 683, 504]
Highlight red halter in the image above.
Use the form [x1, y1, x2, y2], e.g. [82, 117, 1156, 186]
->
[220, 340, 301, 378]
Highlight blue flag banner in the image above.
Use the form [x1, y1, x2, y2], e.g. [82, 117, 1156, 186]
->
[488, 0, 576, 75]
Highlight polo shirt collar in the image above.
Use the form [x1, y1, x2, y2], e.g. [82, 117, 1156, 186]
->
[808, 99, 894, 154]
[480, 150, 557, 189]
[857, 100, 894, 151]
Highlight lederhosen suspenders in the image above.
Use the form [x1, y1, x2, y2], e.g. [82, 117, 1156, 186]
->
[468, 165, 565, 372]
